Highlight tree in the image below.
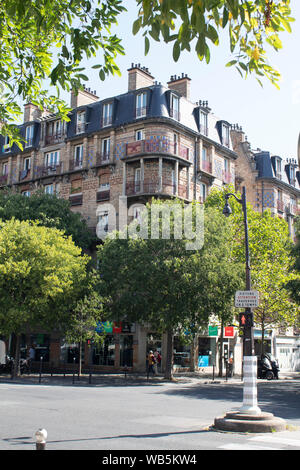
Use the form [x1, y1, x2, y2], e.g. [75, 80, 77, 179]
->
[64, 271, 105, 376]
[0, 218, 89, 377]
[97, 198, 242, 379]
[0, 189, 95, 250]
[206, 185, 300, 354]
[0, 1, 294, 145]
[134, 0, 293, 89]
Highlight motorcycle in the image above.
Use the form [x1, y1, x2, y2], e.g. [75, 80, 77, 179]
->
[257, 353, 280, 380]
[0, 355, 30, 375]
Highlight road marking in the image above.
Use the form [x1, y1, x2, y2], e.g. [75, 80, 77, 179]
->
[249, 435, 300, 447]
[219, 443, 281, 450]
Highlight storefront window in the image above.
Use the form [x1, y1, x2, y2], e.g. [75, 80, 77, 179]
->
[30, 334, 50, 362]
[198, 337, 216, 367]
[92, 335, 115, 366]
[173, 337, 190, 368]
[120, 335, 133, 367]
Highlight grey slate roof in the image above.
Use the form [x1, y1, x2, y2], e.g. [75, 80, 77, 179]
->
[254, 150, 300, 193]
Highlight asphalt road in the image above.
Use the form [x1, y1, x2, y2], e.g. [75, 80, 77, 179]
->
[1, 374, 300, 454]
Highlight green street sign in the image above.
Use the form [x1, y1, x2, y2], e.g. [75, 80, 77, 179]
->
[208, 326, 218, 336]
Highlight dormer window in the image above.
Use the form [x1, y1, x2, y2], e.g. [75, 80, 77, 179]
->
[102, 102, 113, 127]
[200, 111, 208, 136]
[25, 125, 34, 148]
[222, 123, 230, 147]
[3, 136, 11, 153]
[76, 111, 86, 134]
[290, 165, 295, 185]
[276, 158, 282, 179]
[136, 92, 147, 118]
[170, 94, 180, 121]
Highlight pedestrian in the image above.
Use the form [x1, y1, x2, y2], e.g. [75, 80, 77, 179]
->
[228, 354, 233, 377]
[147, 350, 156, 376]
[154, 350, 161, 373]
[28, 344, 35, 372]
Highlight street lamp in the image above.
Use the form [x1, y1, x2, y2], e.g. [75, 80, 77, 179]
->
[214, 186, 286, 432]
[223, 187, 258, 414]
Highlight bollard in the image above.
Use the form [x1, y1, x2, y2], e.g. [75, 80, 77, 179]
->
[212, 363, 215, 381]
[39, 356, 43, 383]
[124, 365, 128, 380]
[72, 357, 75, 384]
[35, 428, 47, 450]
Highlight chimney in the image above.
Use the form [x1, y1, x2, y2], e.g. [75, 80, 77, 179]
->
[128, 63, 155, 91]
[71, 86, 99, 109]
[230, 124, 246, 152]
[167, 73, 191, 100]
[23, 103, 43, 123]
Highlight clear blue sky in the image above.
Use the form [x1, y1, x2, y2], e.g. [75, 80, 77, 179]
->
[70, 1, 300, 159]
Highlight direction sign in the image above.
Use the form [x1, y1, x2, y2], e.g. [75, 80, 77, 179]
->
[235, 290, 259, 308]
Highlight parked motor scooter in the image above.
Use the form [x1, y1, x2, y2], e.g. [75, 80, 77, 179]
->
[257, 354, 279, 380]
[0, 355, 29, 375]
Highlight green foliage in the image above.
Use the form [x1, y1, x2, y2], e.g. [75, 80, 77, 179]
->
[0, 189, 95, 250]
[0, 218, 89, 337]
[134, 0, 294, 88]
[206, 185, 300, 333]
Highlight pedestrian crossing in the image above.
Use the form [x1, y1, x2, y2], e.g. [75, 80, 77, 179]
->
[218, 434, 300, 450]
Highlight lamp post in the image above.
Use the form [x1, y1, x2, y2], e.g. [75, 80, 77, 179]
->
[214, 186, 286, 432]
[223, 186, 259, 415]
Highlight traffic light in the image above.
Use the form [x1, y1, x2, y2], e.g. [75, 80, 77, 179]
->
[239, 312, 253, 328]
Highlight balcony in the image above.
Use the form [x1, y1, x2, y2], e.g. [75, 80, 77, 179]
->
[126, 178, 177, 197]
[201, 160, 212, 174]
[95, 152, 110, 166]
[287, 203, 296, 216]
[19, 169, 31, 181]
[69, 158, 83, 171]
[222, 170, 233, 184]
[45, 133, 64, 146]
[125, 139, 191, 162]
[35, 163, 62, 178]
[277, 200, 284, 212]
[0, 174, 8, 186]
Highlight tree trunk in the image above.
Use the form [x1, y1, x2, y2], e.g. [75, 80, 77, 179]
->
[79, 340, 82, 376]
[12, 334, 21, 379]
[218, 321, 224, 377]
[189, 334, 198, 372]
[164, 329, 174, 380]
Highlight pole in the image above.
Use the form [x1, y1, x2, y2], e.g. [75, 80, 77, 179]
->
[240, 187, 260, 415]
[39, 356, 43, 383]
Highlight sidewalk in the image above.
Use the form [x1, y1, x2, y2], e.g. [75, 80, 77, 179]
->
[0, 369, 299, 386]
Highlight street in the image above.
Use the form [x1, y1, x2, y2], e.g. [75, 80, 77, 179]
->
[1, 374, 300, 453]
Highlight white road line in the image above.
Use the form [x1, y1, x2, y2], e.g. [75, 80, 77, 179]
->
[249, 435, 300, 447]
[219, 443, 281, 450]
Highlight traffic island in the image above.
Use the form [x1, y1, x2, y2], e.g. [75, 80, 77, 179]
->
[213, 411, 287, 433]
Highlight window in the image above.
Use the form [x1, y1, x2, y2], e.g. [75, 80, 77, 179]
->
[102, 102, 113, 126]
[45, 184, 55, 195]
[202, 147, 207, 161]
[135, 168, 141, 192]
[200, 183, 207, 202]
[222, 124, 230, 147]
[290, 165, 295, 185]
[200, 111, 208, 135]
[2, 162, 8, 176]
[24, 157, 31, 171]
[97, 211, 109, 234]
[101, 138, 110, 161]
[25, 125, 34, 148]
[171, 169, 176, 194]
[136, 92, 147, 118]
[71, 179, 82, 194]
[99, 173, 110, 192]
[22, 190, 31, 197]
[45, 151, 60, 168]
[76, 111, 86, 134]
[173, 133, 178, 154]
[3, 136, 10, 153]
[74, 145, 83, 168]
[135, 129, 144, 141]
[170, 94, 180, 120]
[276, 158, 282, 179]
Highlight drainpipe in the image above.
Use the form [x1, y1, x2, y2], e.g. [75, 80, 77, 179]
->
[194, 137, 199, 200]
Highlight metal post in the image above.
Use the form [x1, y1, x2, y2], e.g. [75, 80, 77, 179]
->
[39, 356, 43, 383]
[72, 356, 75, 384]
[35, 428, 47, 450]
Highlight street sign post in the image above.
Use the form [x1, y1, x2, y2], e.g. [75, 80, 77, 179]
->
[235, 290, 259, 308]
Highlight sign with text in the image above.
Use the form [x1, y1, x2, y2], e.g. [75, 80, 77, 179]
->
[208, 326, 218, 336]
[235, 290, 259, 308]
[224, 326, 235, 338]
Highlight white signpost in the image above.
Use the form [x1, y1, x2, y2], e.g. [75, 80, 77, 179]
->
[235, 290, 259, 308]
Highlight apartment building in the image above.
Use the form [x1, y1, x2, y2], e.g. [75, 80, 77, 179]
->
[0, 65, 261, 374]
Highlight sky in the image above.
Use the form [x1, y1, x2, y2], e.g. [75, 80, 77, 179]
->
[62, 1, 300, 159]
